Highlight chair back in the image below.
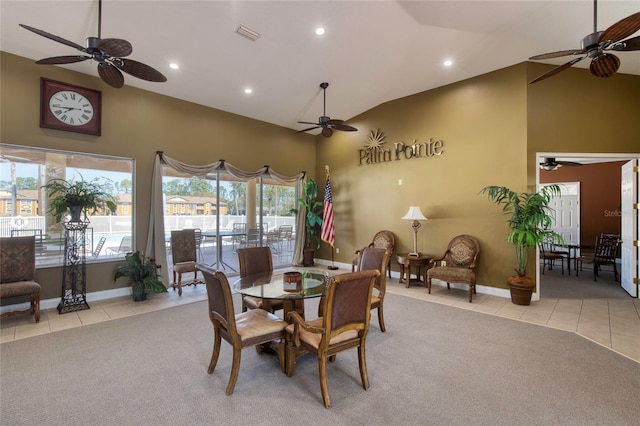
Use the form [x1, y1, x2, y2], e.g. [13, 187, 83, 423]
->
[595, 234, 619, 263]
[171, 229, 197, 264]
[356, 246, 389, 292]
[443, 234, 480, 268]
[237, 246, 273, 277]
[119, 235, 132, 253]
[323, 270, 378, 343]
[194, 228, 203, 247]
[371, 230, 395, 253]
[0, 236, 36, 283]
[246, 226, 261, 247]
[199, 264, 236, 336]
[278, 225, 293, 239]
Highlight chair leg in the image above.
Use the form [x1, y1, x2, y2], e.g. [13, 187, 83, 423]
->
[318, 354, 331, 408]
[357, 343, 370, 391]
[226, 343, 242, 395]
[377, 305, 386, 332]
[426, 276, 432, 294]
[177, 272, 183, 296]
[207, 328, 222, 374]
[468, 285, 473, 303]
[285, 339, 296, 377]
[32, 292, 40, 323]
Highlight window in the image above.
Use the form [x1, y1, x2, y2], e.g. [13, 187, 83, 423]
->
[0, 144, 134, 266]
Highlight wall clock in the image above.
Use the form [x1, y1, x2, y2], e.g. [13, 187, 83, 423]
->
[40, 78, 102, 136]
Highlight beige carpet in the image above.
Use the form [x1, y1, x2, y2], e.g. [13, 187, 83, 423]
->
[1, 292, 638, 425]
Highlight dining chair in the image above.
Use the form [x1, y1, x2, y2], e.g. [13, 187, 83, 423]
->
[351, 230, 395, 279]
[577, 233, 620, 281]
[232, 223, 247, 249]
[539, 239, 565, 275]
[0, 236, 41, 323]
[236, 247, 285, 314]
[425, 234, 480, 303]
[356, 246, 391, 332]
[170, 229, 200, 296]
[285, 269, 379, 408]
[198, 264, 287, 395]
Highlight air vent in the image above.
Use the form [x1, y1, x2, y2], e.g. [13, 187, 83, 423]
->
[235, 25, 260, 41]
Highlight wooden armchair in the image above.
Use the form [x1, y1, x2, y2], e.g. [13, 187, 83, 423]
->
[351, 230, 395, 279]
[237, 247, 285, 314]
[577, 233, 620, 281]
[425, 234, 480, 303]
[356, 246, 391, 332]
[198, 264, 287, 395]
[0, 236, 41, 322]
[285, 270, 379, 408]
[170, 229, 200, 296]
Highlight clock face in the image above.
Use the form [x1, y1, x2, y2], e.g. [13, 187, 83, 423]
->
[48, 90, 94, 126]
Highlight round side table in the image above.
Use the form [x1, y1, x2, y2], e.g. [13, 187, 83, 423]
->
[396, 253, 433, 288]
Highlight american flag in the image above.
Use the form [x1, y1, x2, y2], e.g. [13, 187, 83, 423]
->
[320, 172, 335, 247]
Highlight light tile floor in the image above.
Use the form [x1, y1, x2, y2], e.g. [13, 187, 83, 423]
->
[2, 269, 639, 364]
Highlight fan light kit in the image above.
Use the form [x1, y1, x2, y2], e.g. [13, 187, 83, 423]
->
[297, 82, 358, 138]
[19, 0, 167, 89]
[539, 157, 583, 171]
[529, 0, 640, 84]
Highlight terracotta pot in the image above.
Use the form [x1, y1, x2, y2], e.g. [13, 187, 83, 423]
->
[507, 275, 534, 306]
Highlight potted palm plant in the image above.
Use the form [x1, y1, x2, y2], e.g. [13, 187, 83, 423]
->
[113, 251, 168, 301]
[479, 184, 564, 305]
[292, 179, 323, 266]
[42, 175, 117, 223]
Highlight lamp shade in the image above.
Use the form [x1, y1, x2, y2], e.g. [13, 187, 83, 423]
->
[402, 206, 427, 221]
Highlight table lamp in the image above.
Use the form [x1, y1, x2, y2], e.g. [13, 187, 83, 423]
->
[402, 206, 427, 257]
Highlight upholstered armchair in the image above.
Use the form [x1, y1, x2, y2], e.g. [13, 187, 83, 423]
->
[198, 264, 287, 395]
[425, 234, 480, 303]
[0, 236, 41, 322]
[351, 230, 395, 279]
[285, 270, 379, 408]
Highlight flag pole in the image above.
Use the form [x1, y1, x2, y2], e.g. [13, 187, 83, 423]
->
[323, 165, 339, 271]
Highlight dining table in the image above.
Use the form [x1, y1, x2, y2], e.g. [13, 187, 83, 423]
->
[232, 268, 332, 321]
[202, 230, 248, 271]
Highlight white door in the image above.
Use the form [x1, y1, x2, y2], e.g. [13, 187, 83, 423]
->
[545, 182, 580, 246]
[621, 160, 639, 298]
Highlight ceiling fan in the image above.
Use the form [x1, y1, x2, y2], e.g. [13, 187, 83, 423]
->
[529, 0, 640, 84]
[539, 157, 583, 171]
[297, 82, 357, 137]
[19, 0, 166, 89]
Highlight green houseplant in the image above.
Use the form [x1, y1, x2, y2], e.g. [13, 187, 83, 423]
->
[114, 251, 168, 301]
[479, 184, 564, 305]
[292, 179, 323, 266]
[43, 175, 117, 223]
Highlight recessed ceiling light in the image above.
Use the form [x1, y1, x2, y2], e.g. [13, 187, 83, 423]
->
[244, 88, 253, 94]
[315, 27, 325, 36]
[169, 63, 179, 70]
[443, 60, 453, 67]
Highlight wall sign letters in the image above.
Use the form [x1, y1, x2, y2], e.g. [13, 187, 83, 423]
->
[358, 129, 444, 166]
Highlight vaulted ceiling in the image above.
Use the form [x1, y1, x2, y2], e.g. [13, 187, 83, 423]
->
[2, 1, 639, 133]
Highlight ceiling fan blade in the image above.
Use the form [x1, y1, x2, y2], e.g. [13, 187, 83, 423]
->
[589, 53, 620, 78]
[598, 12, 640, 43]
[332, 124, 358, 132]
[529, 49, 585, 60]
[19, 24, 87, 52]
[116, 58, 167, 82]
[321, 127, 334, 138]
[326, 119, 344, 125]
[98, 63, 125, 88]
[556, 161, 583, 166]
[611, 35, 640, 51]
[99, 38, 133, 57]
[529, 56, 586, 84]
[296, 126, 320, 133]
[36, 55, 91, 65]
[297, 121, 320, 125]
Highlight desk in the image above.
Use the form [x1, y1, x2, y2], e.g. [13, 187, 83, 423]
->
[551, 244, 582, 275]
[233, 269, 331, 321]
[396, 253, 433, 288]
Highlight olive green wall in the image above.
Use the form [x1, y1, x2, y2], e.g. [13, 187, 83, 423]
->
[3, 51, 639, 300]
[1, 52, 316, 299]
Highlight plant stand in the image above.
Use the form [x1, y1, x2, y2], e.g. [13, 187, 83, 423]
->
[58, 221, 90, 313]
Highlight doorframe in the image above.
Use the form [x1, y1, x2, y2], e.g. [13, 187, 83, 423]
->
[535, 152, 640, 301]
